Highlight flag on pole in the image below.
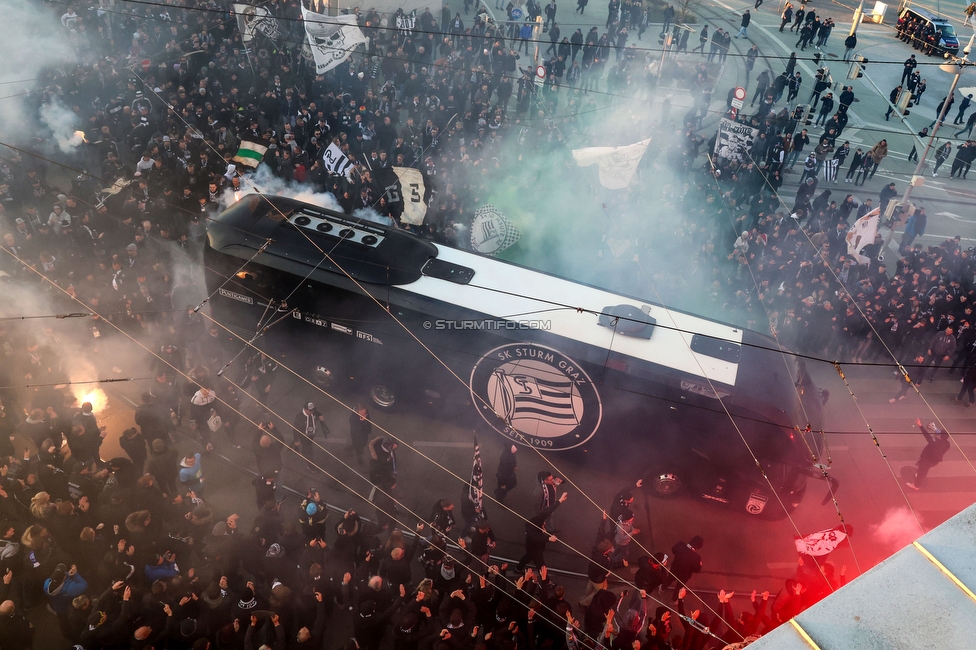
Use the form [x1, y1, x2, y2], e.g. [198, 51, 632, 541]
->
[794, 525, 853, 556]
[322, 142, 353, 177]
[845, 206, 880, 264]
[232, 136, 269, 169]
[468, 437, 485, 523]
[471, 204, 521, 255]
[823, 158, 839, 182]
[572, 138, 651, 189]
[233, 4, 282, 43]
[375, 167, 430, 225]
[302, 7, 368, 74]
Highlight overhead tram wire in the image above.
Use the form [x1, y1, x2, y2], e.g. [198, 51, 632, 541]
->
[700, 151, 864, 575]
[0, 377, 153, 390]
[59, 0, 959, 67]
[521, 95, 839, 593]
[0, 243, 733, 649]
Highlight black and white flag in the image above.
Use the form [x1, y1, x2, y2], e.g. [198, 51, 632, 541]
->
[302, 7, 367, 74]
[468, 437, 485, 523]
[322, 142, 353, 177]
[395, 11, 416, 35]
[233, 4, 282, 43]
[375, 167, 430, 225]
[713, 118, 759, 163]
[823, 158, 839, 182]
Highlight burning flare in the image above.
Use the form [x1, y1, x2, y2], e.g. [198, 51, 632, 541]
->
[75, 387, 107, 413]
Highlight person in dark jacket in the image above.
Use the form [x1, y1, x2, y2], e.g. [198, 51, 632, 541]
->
[516, 492, 566, 572]
[954, 364, 976, 406]
[494, 445, 518, 501]
[349, 404, 371, 466]
[579, 513, 614, 608]
[664, 535, 703, 600]
[906, 418, 951, 490]
[634, 553, 669, 594]
[368, 437, 397, 490]
[293, 402, 327, 469]
[119, 427, 147, 472]
[924, 326, 957, 382]
[0, 600, 34, 650]
[355, 584, 405, 650]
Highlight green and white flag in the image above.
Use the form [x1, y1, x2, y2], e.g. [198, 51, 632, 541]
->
[233, 136, 268, 169]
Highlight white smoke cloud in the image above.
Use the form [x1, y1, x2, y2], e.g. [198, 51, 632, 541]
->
[218, 165, 394, 227]
[870, 507, 923, 549]
[0, 0, 75, 146]
[39, 98, 84, 153]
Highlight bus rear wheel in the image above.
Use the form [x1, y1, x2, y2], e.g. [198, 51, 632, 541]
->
[370, 383, 396, 410]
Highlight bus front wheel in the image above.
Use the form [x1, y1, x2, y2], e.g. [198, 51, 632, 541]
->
[649, 471, 683, 497]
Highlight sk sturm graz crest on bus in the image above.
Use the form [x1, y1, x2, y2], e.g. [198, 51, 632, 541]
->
[470, 343, 602, 450]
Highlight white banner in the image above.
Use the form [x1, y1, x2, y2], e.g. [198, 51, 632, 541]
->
[846, 207, 880, 265]
[302, 8, 367, 74]
[233, 4, 282, 43]
[322, 142, 353, 177]
[794, 525, 851, 556]
[713, 118, 758, 163]
[571, 138, 651, 190]
[392, 167, 427, 225]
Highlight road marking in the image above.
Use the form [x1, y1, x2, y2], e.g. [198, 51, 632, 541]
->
[116, 393, 139, 408]
[413, 441, 478, 448]
[937, 211, 976, 223]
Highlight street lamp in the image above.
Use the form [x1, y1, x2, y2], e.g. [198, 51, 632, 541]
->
[878, 34, 976, 260]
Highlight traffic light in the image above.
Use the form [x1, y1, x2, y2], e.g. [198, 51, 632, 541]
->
[795, 104, 814, 125]
[847, 54, 867, 79]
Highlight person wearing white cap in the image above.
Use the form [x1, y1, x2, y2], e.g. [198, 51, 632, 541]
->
[906, 417, 951, 490]
[293, 402, 328, 469]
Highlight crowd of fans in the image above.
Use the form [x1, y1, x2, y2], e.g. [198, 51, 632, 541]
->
[0, 0, 970, 648]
